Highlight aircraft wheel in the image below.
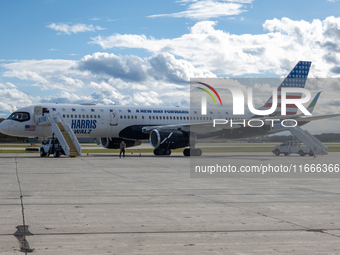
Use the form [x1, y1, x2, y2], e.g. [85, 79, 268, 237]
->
[54, 151, 60, 158]
[40, 149, 46, 157]
[299, 150, 305, 156]
[153, 149, 159, 155]
[195, 149, 202, 156]
[274, 149, 280, 156]
[165, 149, 171, 156]
[183, 148, 190, 156]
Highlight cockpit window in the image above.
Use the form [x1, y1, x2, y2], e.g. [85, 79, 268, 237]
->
[7, 112, 30, 122]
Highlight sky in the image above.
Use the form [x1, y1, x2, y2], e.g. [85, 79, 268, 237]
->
[0, 0, 340, 133]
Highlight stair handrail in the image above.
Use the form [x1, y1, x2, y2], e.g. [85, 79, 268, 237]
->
[45, 114, 70, 156]
[304, 129, 328, 153]
[53, 113, 82, 156]
[288, 126, 328, 155]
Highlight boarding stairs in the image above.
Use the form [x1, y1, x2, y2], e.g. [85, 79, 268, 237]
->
[39, 113, 82, 157]
[288, 125, 328, 155]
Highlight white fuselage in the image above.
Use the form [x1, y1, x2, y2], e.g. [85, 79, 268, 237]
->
[0, 104, 195, 139]
[0, 103, 292, 142]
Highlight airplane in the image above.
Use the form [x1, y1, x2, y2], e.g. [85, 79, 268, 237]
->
[0, 61, 339, 157]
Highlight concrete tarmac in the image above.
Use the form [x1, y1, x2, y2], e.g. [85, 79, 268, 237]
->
[1, 152, 340, 254]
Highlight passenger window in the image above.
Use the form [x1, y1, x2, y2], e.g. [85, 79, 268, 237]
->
[86, 115, 89, 118]
[90, 115, 92, 118]
[120, 116, 122, 119]
[63, 114, 65, 118]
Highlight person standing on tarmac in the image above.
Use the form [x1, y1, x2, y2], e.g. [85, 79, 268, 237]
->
[119, 140, 126, 158]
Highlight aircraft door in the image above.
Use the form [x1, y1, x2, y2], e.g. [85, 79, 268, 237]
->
[110, 110, 118, 126]
[34, 106, 43, 123]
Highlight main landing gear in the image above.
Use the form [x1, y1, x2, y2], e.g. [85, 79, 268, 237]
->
[153, 148, 171, 156]
[153, 148, 202, 156]
[183, 148, 202, 156]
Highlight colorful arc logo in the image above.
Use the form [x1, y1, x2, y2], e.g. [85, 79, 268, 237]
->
[197, 82, 223, 106]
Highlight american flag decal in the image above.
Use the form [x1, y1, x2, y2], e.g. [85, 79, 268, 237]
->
[25, 125, 36, 131]
[259, 61, 311, 116]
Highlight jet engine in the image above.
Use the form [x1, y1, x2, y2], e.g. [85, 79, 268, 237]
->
[149, 129, 189, 150]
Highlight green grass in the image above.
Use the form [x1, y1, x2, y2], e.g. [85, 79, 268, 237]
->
[82, 148, 185, 154]
[0, 150, 39, 153]
[0, 144, 40, 148]
[0, 143, 339, 154]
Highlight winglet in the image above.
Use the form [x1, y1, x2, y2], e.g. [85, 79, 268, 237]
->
[307, 91, 322, 114]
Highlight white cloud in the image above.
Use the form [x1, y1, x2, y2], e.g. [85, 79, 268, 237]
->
[132, 91, 163, 106]
[77, 52, 215, 83]
[1, 52, 214, 110]
[148, 0, 252, 20]
[90, 17, 340, 78]
[46, 23, 105, 35]
[3, 59, 79, 90]
[0, 82, 17, 89]
[0, 88, 39, 115]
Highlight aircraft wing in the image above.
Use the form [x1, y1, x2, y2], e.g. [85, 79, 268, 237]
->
[142, 121, 241, 135]
[292, 113, 340, 123]
[142, 113, 340, 135]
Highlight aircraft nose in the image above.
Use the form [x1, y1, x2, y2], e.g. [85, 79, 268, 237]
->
[0, 121, 9, 134]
